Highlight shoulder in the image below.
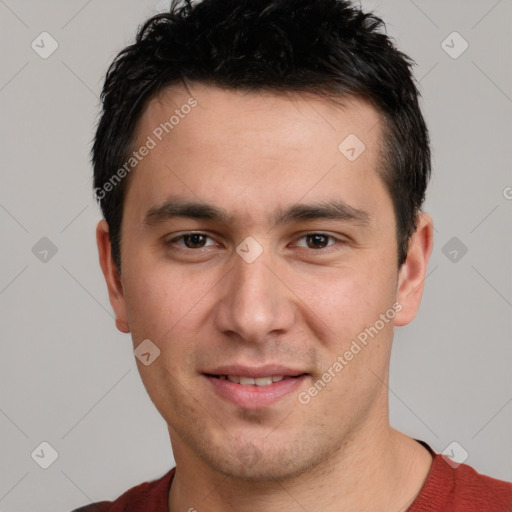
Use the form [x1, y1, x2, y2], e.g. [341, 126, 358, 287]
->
[410, 441, 512, 512]
[450, 460, 512, 509]
[71, 469, 175, 512]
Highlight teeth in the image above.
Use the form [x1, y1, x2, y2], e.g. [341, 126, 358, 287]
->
[221, 375, 286, 386]
[255, 377, 273, 386]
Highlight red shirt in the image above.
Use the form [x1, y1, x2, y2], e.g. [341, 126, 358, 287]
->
[73, 442, 512, 512]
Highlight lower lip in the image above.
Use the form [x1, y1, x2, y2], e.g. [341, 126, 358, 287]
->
[204, 375, 307, 408]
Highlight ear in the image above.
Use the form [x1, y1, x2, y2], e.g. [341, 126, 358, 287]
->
[394, 212, 434, 326]
[96, 220, 130, 333]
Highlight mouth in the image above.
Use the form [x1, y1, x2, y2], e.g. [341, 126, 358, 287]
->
[203, 367, 309, 408]
[205, 374, 304, 386]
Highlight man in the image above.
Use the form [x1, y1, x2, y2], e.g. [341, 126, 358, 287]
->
[79, 0, 512, 510]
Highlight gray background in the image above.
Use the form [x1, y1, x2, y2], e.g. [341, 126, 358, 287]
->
[1, 0, 511, 510]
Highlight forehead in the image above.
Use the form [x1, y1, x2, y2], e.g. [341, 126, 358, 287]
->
[126, 83, 389, 225]
[139, 83, 382, 150]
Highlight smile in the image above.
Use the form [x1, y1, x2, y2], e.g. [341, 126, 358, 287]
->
[203, 370, 308, 408]
[211, 375, 294, 386]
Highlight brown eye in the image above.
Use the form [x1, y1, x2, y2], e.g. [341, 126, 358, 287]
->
[166, 232, 217, 250]
[182, 233, 208, 248]
[293, 233, 344, 252]
[305, 234, 330, 249]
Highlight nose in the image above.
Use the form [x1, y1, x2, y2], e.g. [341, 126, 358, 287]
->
[213, 248, 296, 344]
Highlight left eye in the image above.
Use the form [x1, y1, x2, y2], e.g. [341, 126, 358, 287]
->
[295, 233, 336, 249]
[173, 233, 216, 249]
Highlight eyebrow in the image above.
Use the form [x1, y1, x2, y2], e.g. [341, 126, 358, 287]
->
[144, 198, 371, 227]
[273, 200, 370, 226]
[144, 199, 231, 226]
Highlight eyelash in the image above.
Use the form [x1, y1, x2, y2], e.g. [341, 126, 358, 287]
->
[165, 231, 343, 253]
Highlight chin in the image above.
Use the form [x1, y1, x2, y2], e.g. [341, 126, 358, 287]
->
[197, 435, 329, 482]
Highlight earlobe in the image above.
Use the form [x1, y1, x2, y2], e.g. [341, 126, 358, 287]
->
[96, 220, 130, 334]
[394, 213, 434, 327]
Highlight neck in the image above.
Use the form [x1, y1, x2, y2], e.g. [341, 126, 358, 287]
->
[168, 424, 433, 512]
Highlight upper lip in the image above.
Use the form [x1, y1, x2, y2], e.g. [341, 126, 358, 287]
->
[203, 365, 307, 378]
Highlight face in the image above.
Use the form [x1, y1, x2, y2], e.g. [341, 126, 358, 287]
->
[98, 83, 432, 481]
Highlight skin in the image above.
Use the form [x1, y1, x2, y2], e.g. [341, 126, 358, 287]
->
[97, 83, 434, 512]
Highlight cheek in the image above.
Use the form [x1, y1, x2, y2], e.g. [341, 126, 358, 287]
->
[297, 261, 397, 344]
[124, 276, 174, 342]
[122, 258, 219, 346]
